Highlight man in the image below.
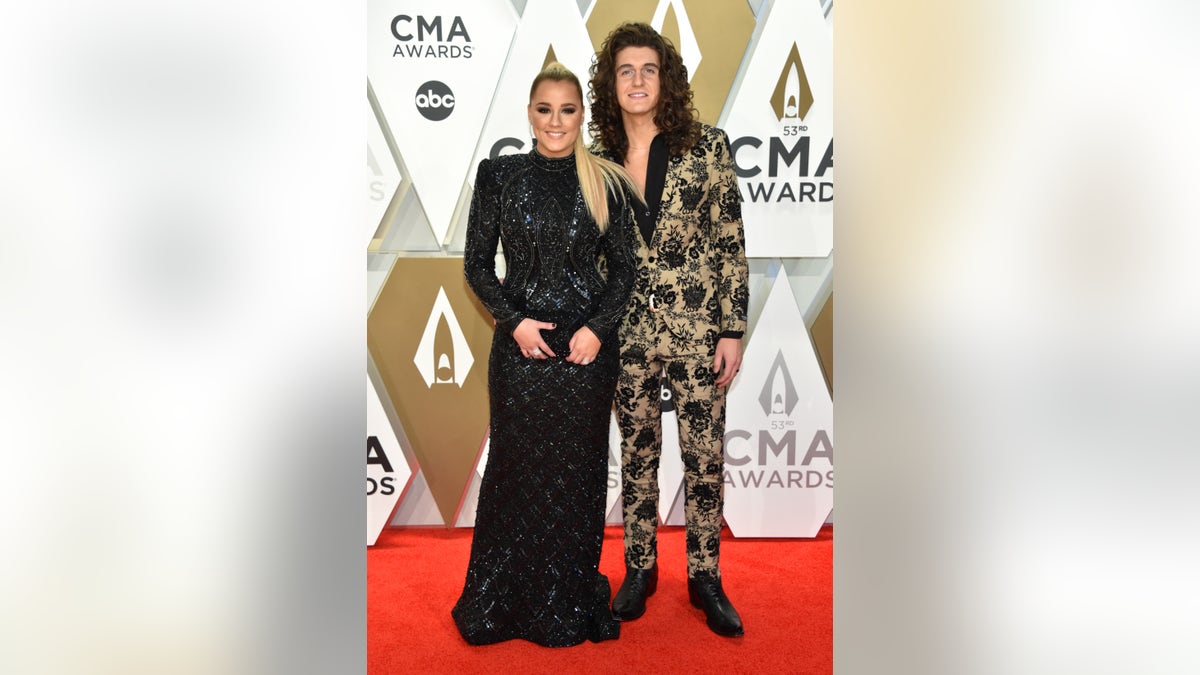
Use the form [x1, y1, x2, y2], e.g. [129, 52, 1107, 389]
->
[588, 22, 749, 637]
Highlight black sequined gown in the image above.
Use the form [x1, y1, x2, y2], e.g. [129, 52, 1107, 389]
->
[452, 149, 636, 647]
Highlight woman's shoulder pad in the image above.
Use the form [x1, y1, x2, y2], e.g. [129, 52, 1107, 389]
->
[475, 153, 526, 181]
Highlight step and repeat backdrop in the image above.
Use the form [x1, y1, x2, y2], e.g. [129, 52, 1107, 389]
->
[367, 0, 833, 544]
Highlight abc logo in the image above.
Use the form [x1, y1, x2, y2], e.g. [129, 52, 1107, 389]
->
[415, 80, 455, 121]
[659, 376, 675, 413]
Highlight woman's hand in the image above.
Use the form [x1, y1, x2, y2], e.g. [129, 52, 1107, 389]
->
[566, 326, 601, 365]
[513, 318, 556, 359]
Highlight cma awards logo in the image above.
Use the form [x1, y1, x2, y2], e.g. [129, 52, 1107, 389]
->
[415, 80, 455, 121]
[389, 14, 474, 58]
[367, 436, 397, 496]
[724, 350, 832, 489]
[759, 351, 799, 416]
[730, 43, 832, 204]
[771, 43, 813, 123]
[651, 0, 702, 83]
[413, 287, 474, 387]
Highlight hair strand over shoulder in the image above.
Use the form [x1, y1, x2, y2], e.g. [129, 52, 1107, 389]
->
[533, 61, 643, 231]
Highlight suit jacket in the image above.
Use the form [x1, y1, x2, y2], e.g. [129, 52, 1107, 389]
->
[596, 124, 749, 357]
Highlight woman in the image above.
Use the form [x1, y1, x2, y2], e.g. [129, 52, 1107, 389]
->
[451, 62, 641, 647]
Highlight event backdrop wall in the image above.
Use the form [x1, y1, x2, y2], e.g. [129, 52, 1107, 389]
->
[367, 0, 833, 545]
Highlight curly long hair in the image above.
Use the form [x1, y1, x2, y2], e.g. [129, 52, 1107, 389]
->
[588, 22, 701, 160]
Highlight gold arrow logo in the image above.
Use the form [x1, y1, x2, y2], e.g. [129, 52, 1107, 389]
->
[772, 43, 813, 121]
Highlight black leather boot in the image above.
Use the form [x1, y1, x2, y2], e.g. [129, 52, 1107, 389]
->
[611, 563, 658, 621]
[688, 571, 744, 637]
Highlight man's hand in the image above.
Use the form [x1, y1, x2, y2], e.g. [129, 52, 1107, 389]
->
[713, 337, 743, 387]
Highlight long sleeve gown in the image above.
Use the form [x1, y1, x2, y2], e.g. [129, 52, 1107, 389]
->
[451, 149, 637, 647]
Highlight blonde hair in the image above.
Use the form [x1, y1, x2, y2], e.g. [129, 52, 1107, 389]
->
[530, 62, 643, 231]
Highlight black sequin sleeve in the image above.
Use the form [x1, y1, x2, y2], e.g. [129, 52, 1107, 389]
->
[584, 189, 637, 344]
[463, 158, 525, 336]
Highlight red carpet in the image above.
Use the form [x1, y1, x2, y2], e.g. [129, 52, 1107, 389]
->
[368, 525, 831, 674]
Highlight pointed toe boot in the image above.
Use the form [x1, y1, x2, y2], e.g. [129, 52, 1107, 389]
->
[612, 564, 658, 621]
[688, 571, 744, 637]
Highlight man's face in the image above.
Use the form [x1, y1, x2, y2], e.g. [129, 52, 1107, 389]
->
[613, 46, 661, 118]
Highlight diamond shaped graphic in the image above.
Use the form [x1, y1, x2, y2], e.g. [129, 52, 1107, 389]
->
[723, 0, 832, 257]
[367, 94, 402, 248]
[368, 374, 412, 544]
[455, 432, 491, 527]
[466, 0, 599, 188]
[724, 269, 832, 537]
[367, 257, 494, 526]
[586, 0, 755, 125]
[368, 0, 517, 245]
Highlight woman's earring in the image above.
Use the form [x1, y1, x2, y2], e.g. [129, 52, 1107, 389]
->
[529, 123, 537, 147]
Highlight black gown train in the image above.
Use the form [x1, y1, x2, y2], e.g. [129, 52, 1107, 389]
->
[452, 149, 637, 647]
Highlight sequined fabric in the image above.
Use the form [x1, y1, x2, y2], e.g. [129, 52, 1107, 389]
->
[452, 149, 636, 647]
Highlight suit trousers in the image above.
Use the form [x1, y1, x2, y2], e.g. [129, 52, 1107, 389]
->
[616, 322, 726, 577]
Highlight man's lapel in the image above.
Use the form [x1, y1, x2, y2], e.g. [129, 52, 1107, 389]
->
[650, 155, 685, 251]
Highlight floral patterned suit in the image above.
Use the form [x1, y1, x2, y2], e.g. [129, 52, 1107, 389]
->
[606, 124, 750, 576]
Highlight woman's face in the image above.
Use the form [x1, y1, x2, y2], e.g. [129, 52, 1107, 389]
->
[528, 79, 582, 158]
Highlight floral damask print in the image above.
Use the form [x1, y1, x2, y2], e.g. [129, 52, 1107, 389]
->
[612, 124, 748, 576]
